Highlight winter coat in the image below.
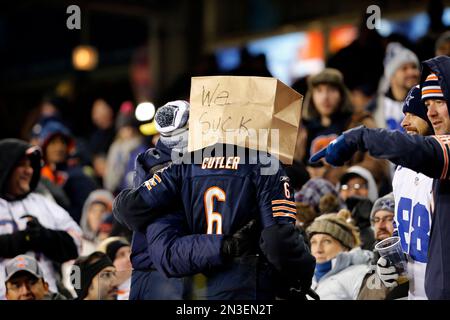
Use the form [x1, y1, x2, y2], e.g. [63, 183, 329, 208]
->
[311, 248, 372, 300]
[0, 139, 82, 300]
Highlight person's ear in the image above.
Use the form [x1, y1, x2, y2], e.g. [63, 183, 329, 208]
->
[86, 280, 96, 300]
[43, 280, 49, 291]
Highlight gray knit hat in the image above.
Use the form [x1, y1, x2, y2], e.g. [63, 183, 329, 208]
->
[370, 192, 395, 225]
[307, 209, 360, 249]
[154, 100, 190, 150]
[383, 42, 419, 80]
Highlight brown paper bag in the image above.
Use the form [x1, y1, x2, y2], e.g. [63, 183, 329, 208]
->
[188, 76, 303, 164]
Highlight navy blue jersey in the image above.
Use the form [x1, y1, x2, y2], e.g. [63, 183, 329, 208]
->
[115, 144, 297, 235]
[344, 126, 450, 299]
[114, 144, 315, 299]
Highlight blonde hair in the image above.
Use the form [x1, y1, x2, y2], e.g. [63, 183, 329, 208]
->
[307, 209, 361, 249]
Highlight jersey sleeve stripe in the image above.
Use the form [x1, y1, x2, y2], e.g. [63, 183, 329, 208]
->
[271, 200, 296, 206]
[432, 135, 449, 179]
[272, 206, 297, 213]
[273, 212, 297, 219]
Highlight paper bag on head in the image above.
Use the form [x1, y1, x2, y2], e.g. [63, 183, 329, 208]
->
[188, 76, 303, 164]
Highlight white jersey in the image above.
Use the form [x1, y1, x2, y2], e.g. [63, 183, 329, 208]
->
[392, 166, 433, 300]
[0, 193, 82, 300]
[374, 94, 404, 131]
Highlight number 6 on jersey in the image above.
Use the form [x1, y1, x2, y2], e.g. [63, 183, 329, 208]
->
[204, 186, 226, 234]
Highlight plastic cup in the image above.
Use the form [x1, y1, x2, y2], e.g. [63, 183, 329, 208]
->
[374, 236, 408, 283]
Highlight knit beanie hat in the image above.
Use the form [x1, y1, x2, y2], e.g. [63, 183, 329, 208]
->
[105, 238, 130, 262]
[71, 252, 114, 300]
[154, 100, 190, 150]
[307, 209, 361, 249]
[370, 192, 395, 225]
[383, 42, 419, 80]
[421, 73, 445, 101]
[295, 178, 339, 213]
[403, 85, 432, 127]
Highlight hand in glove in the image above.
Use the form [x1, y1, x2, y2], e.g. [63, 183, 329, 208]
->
[221, 219, 260, 261]
[309, 134, 357, 166]
[288, 283, 320, 300]
[21, 215, 78, 262]
[376, 256, 399, 288]
[22, 215, 49, 247]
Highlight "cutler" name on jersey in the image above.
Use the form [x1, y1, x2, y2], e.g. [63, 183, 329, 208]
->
[201, 156, 240, 170]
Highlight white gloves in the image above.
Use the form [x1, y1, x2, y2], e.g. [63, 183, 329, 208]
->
[376, 257, 399, 288]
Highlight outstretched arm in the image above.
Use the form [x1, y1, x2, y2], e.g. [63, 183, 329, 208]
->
[311, 126, 448, 179]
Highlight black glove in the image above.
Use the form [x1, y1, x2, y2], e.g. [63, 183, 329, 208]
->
[287, 283, 320, 300]
[0, 231, 33, 258]
[23, 215, 47, 246]
[260, 223, 316, 297]
[221, 219, 260, 261]
[22, 215, 78, 263]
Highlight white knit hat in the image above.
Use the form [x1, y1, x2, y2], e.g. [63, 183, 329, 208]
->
[154, 100, 190, 149]
[384, 42, 419, 80]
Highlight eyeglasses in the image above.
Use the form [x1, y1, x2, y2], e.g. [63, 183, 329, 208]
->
[340, 183, 367, 191]
[99, 271, 116, 281]
[371, 216, 394, 224]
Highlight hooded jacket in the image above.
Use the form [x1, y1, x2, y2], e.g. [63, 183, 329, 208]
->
[80, 189, 114, 243]
[0, 139, 41, 200]
[77, 189, 114, 257]
[0, 139, 82, 300]
[340, 165, 379, 203]
[420, 55, 450, 300]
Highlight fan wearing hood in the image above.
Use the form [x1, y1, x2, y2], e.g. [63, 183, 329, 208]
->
[0, 138, 82, 300]
[79, 190, 115, 256]
[337, 166, 378, 250]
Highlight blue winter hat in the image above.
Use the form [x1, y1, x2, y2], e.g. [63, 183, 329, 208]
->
[403, 85, 432, 127]
[38, 119, 75, 153]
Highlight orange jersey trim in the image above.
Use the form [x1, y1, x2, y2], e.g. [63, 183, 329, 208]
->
[271, 200, 296, 206]
[433, 135, 449, 179]
[273, 212, 297, 219]
[272, 206, 297, 213]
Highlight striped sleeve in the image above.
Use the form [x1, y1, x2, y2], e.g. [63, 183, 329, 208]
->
[271, 199, 297, 220]
[255, 162, 297, 227]
[432, 135, 450, 179]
